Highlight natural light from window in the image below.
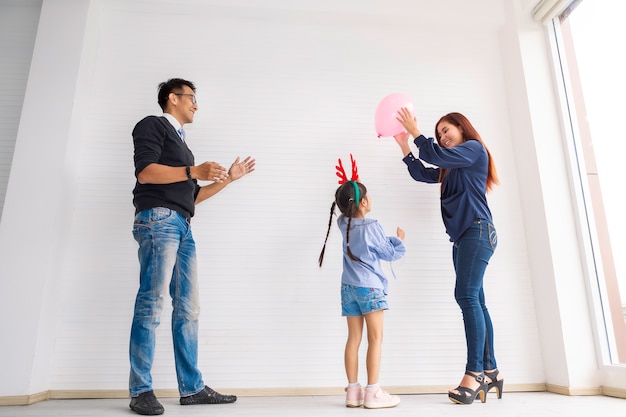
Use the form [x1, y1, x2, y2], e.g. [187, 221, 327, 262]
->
[559, 0, 626, 364]
[566, 0, 626, 303]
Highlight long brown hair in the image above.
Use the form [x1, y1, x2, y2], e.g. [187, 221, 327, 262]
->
[435, 112, 499, 193]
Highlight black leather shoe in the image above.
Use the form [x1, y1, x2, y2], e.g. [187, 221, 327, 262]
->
[129, 391, 164, 415]
[180, 385, 237, 405]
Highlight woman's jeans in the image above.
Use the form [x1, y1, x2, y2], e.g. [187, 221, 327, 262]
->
[129, 208, 204, 397]
[452, 219, 498, 372]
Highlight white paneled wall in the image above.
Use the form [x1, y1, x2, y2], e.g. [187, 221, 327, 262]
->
[0, 0, 41, 220]
[2, 0, 545, 394]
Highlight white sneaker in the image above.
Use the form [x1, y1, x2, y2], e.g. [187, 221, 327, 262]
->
[363, 386, 400, 409]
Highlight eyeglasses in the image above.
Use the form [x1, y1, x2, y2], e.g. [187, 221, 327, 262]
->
[173, 93, 197, 104]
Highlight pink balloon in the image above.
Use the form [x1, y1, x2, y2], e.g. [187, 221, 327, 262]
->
[374, 93, 414, 138]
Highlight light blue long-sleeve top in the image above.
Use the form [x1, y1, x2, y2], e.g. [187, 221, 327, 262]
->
[337, 215, 406, 294]
[402, 134, 493, 242]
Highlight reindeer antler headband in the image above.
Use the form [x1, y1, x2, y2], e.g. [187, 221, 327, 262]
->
[336, 154, 361, 205]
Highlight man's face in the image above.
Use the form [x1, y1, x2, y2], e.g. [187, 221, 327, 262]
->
[168, 85, 198, 125]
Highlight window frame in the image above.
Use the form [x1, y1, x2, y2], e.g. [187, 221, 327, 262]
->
[547, 3, 626, 370]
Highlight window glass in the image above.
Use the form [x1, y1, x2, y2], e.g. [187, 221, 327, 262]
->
[558, 0, 626, 364]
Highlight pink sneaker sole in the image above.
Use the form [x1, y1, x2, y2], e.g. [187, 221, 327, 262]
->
[363, 388, 401, 409]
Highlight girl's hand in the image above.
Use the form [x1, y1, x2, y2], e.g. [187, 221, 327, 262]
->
[396, 227, 405, 240]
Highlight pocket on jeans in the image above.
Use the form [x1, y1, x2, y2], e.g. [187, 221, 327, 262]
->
[150, 207, 174, 222]
[354, 287, 379, 303]
[488, 223, 498, 250]
[133, 208, 174, 237]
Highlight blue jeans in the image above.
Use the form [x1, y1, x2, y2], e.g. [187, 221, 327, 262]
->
[452, 219, 498, 372]
[129, 207, 204, 397]
[341, 284, 389, 316]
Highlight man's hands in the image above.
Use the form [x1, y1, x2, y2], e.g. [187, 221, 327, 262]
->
[191, 156, 255, 183]
[192, 156, 256, 205]
[228, 156, 256, 181]
[191, 161, 228, 182]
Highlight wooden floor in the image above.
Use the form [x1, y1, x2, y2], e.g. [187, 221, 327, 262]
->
[0, 392, 624, 417]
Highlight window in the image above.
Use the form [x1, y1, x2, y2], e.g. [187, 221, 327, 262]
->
[552, 0, 626, 364]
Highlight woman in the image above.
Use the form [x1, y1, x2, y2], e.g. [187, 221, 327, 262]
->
[394, 109, 503, 404]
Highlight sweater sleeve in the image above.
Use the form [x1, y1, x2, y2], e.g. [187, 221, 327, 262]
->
[415, 135, 484, 169]
[402, 151, 440, 183]
[133, 116, 166, 177]
[368, 222, 406, 262]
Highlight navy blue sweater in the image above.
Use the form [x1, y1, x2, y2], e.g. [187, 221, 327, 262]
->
[402, 135, 493, 242]
[132, 116, 200, 220]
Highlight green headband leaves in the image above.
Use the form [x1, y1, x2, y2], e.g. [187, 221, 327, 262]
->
[351, 180, 360, 206]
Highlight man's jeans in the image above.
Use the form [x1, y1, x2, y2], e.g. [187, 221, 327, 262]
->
[452, 219, 498, 372]
[129, 207, 204, 397]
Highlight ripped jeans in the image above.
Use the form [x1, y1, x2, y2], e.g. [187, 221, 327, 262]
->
[129, 207, 204, 397]
[453, 219, 498, 372]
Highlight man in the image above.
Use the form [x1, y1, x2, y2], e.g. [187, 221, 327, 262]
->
[129, 78, 255, 415]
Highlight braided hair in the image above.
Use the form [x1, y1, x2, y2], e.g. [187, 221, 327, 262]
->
[318, 181, 367, 267]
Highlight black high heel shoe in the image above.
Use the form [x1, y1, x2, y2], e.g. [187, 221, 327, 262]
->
[485, 369, 504, 399]
[448, 371, 488, 405]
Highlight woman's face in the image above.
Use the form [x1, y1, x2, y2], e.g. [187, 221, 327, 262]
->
[437, 121, 464, 148]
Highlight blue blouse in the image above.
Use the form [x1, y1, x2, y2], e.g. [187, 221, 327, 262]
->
[337, 215, 406, 294]
[402, 135, 493, 242]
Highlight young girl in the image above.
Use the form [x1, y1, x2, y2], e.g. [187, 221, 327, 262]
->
[394, 110, 503, 405]
[319, 154, 406, 409]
